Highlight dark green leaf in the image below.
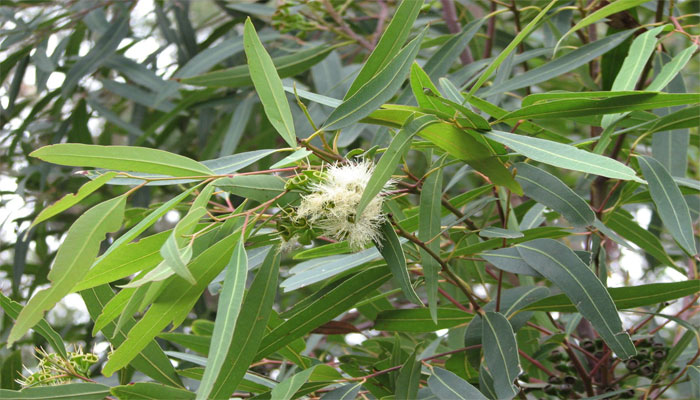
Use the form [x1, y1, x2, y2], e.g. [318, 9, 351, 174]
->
[376, 220, 423, 305]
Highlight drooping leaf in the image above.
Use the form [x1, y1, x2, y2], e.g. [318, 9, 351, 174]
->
[419, 156, 445, 323]
[515, 239, 636, 358]
[376, 220, 423, 306]
[481, 311, 520, 399]
[396, 348, 422, 400]
[197, 237, 249, 400]
[637, 155, 697, 255]
[243, 18, 296, 148]
[374, 307, 473, 332]
[8, 196, 126, 345]
[205, 248, 280, 399]
[514, 162, 595, 226]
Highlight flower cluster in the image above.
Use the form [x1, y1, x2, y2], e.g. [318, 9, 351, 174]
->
[18, 347, 98, 387]
[283, 160, 391, 251]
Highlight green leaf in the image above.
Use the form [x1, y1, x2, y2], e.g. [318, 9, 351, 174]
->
[197, 237, 248, 400]
[514, 162, 595, 226]
[428, 367, 487, 400]
[523, 280, 700, 312]
[467, 0, 557, 97]
[358, 114, 438, 216]
[320, 382, 362, 400]
[111, 383, 195, 400]
[376, 220, 423, 305]
[0, 293, 67, 359]
[206, 248, 280, 399]
[0, 383, 111, 400]
[216, 175, 288, 203]
[480, 247, 541, 277]
[515, 239, 636, 358]
[62, 15, 129, 95]
[419, 156, 445, 323]
[480, 29, 636, 96]
[29, 172, 117, 229]
[603, 209, 679, 269]
[8, 196, 126, 345]
[243, 18, 296, 148]
[410, 63, 454, 115]
[324, 29, 426, 130]
[424, 18, 485, 81]
[80, 285, 183, 387]
[102, 230, 246, 376]
[647, 105, 700, 134]
[30, 144, 214, 177]
[345, 0, 423, 98]
[1, 350, 21, 390]
[637, 155, 697, 255]
[481, 311, 520, 399]
[256, 265, 391, 360]
[501, 92, 700, 121]
[73, 231, 168, 292]
[556, 0, 649, 52]
[158, 332, 209, 355]
[647, 45, 698, 92]
[270, 366, 317, 400]
[374, 308, 474, 332]
[180, 43, 342, 88]
[601, 25, 666, 128]
[396, 348, 422, 400]
[487, 130, 644, 183]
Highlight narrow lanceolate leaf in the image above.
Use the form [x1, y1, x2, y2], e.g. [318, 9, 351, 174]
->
[481, 312, 520, 399]
[601, 25, 666, 128]
[345, 0, 423, 98]
[467, 0, 557, 97]
[487, 130, 644, 183]
[647, 105, 700, 134]
[374, 308, 473, 332]
[111, 383, 195, 400]
[637, 156, 697, 255]
[557, 0, 649, 51]
[30, 144, 213, 177]
[516, 239, 636, 358]
[244, 18, 296, 148]
[181, 43, 342, 88]
[0, 294, 67, 359]
[0, 383, 111, 400]
[80, 285, 183, 387]
[358, 114, 438, 215]
[419, 158, 444, 323]
[102, 231, 245, 376]
[270, 366, 318, 400]
[207, 249, 280, 400]
[428, 367, 487, 400]
[423, 17, 485, 80]
[8, 196, 126, 345]
[480, 29, 636, 96]
[376, 221, 423, 305]
[501, 92, 700, 121]
[197, 238, 249, 400]
[324, 28, 426, 130]
[396, 349, 422, 400]
[523, 280, 700, 312]
[29, 172, 117, 229]
[256, 266, 391, 360]
[514, 162, 595, 227]
[481, 247, 541, 277]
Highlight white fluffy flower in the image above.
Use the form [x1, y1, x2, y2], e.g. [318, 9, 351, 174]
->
[295, 160, 392, 250]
